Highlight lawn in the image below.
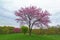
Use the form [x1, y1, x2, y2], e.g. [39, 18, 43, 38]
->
[0, 33, 60, 40]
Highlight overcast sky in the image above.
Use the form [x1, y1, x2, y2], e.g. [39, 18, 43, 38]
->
[0, 0, 60, 27]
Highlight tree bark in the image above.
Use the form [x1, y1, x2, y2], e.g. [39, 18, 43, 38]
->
[29, 28, 32, 36]
[39, 23, 43, 34]
[29, 20, 32, 36]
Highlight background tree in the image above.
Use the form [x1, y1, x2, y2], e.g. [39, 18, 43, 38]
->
[21, 26, 28, 34]
[15, 6, 50, 36]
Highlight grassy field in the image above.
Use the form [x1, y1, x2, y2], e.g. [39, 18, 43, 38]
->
[0, 33, 60, 40]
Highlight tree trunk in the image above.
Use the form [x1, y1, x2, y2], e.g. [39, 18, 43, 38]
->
[39, 24, 43, 34]
[29, 20, 32, 36]
[29, 23, 32, 36]
[29, 29, 32, 36]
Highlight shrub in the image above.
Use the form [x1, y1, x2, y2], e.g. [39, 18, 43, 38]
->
[0, 26, 3, 34]
[21, 26, 28, 34]
[0, 26, 14, 34]
[13, 28, 21, 33]
[7, 26, 14, 33]
[2, 26, 9, 34]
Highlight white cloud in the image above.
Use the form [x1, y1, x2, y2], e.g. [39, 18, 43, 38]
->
[0, 0, 60, 27]
[1, 0, 60, 14]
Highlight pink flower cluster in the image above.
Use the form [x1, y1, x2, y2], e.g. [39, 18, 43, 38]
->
[13, 28, 20, 33]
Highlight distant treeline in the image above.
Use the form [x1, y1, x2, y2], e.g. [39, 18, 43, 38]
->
[32, 27, 60, 34]
[0, 26, 60, 34]
[0, 26, 20, 34]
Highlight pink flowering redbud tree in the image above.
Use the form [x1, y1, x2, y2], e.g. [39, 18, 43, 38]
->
[15, 6, 50, 36]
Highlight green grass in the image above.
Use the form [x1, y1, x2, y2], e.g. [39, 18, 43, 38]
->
[0, 33, 60, 40]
